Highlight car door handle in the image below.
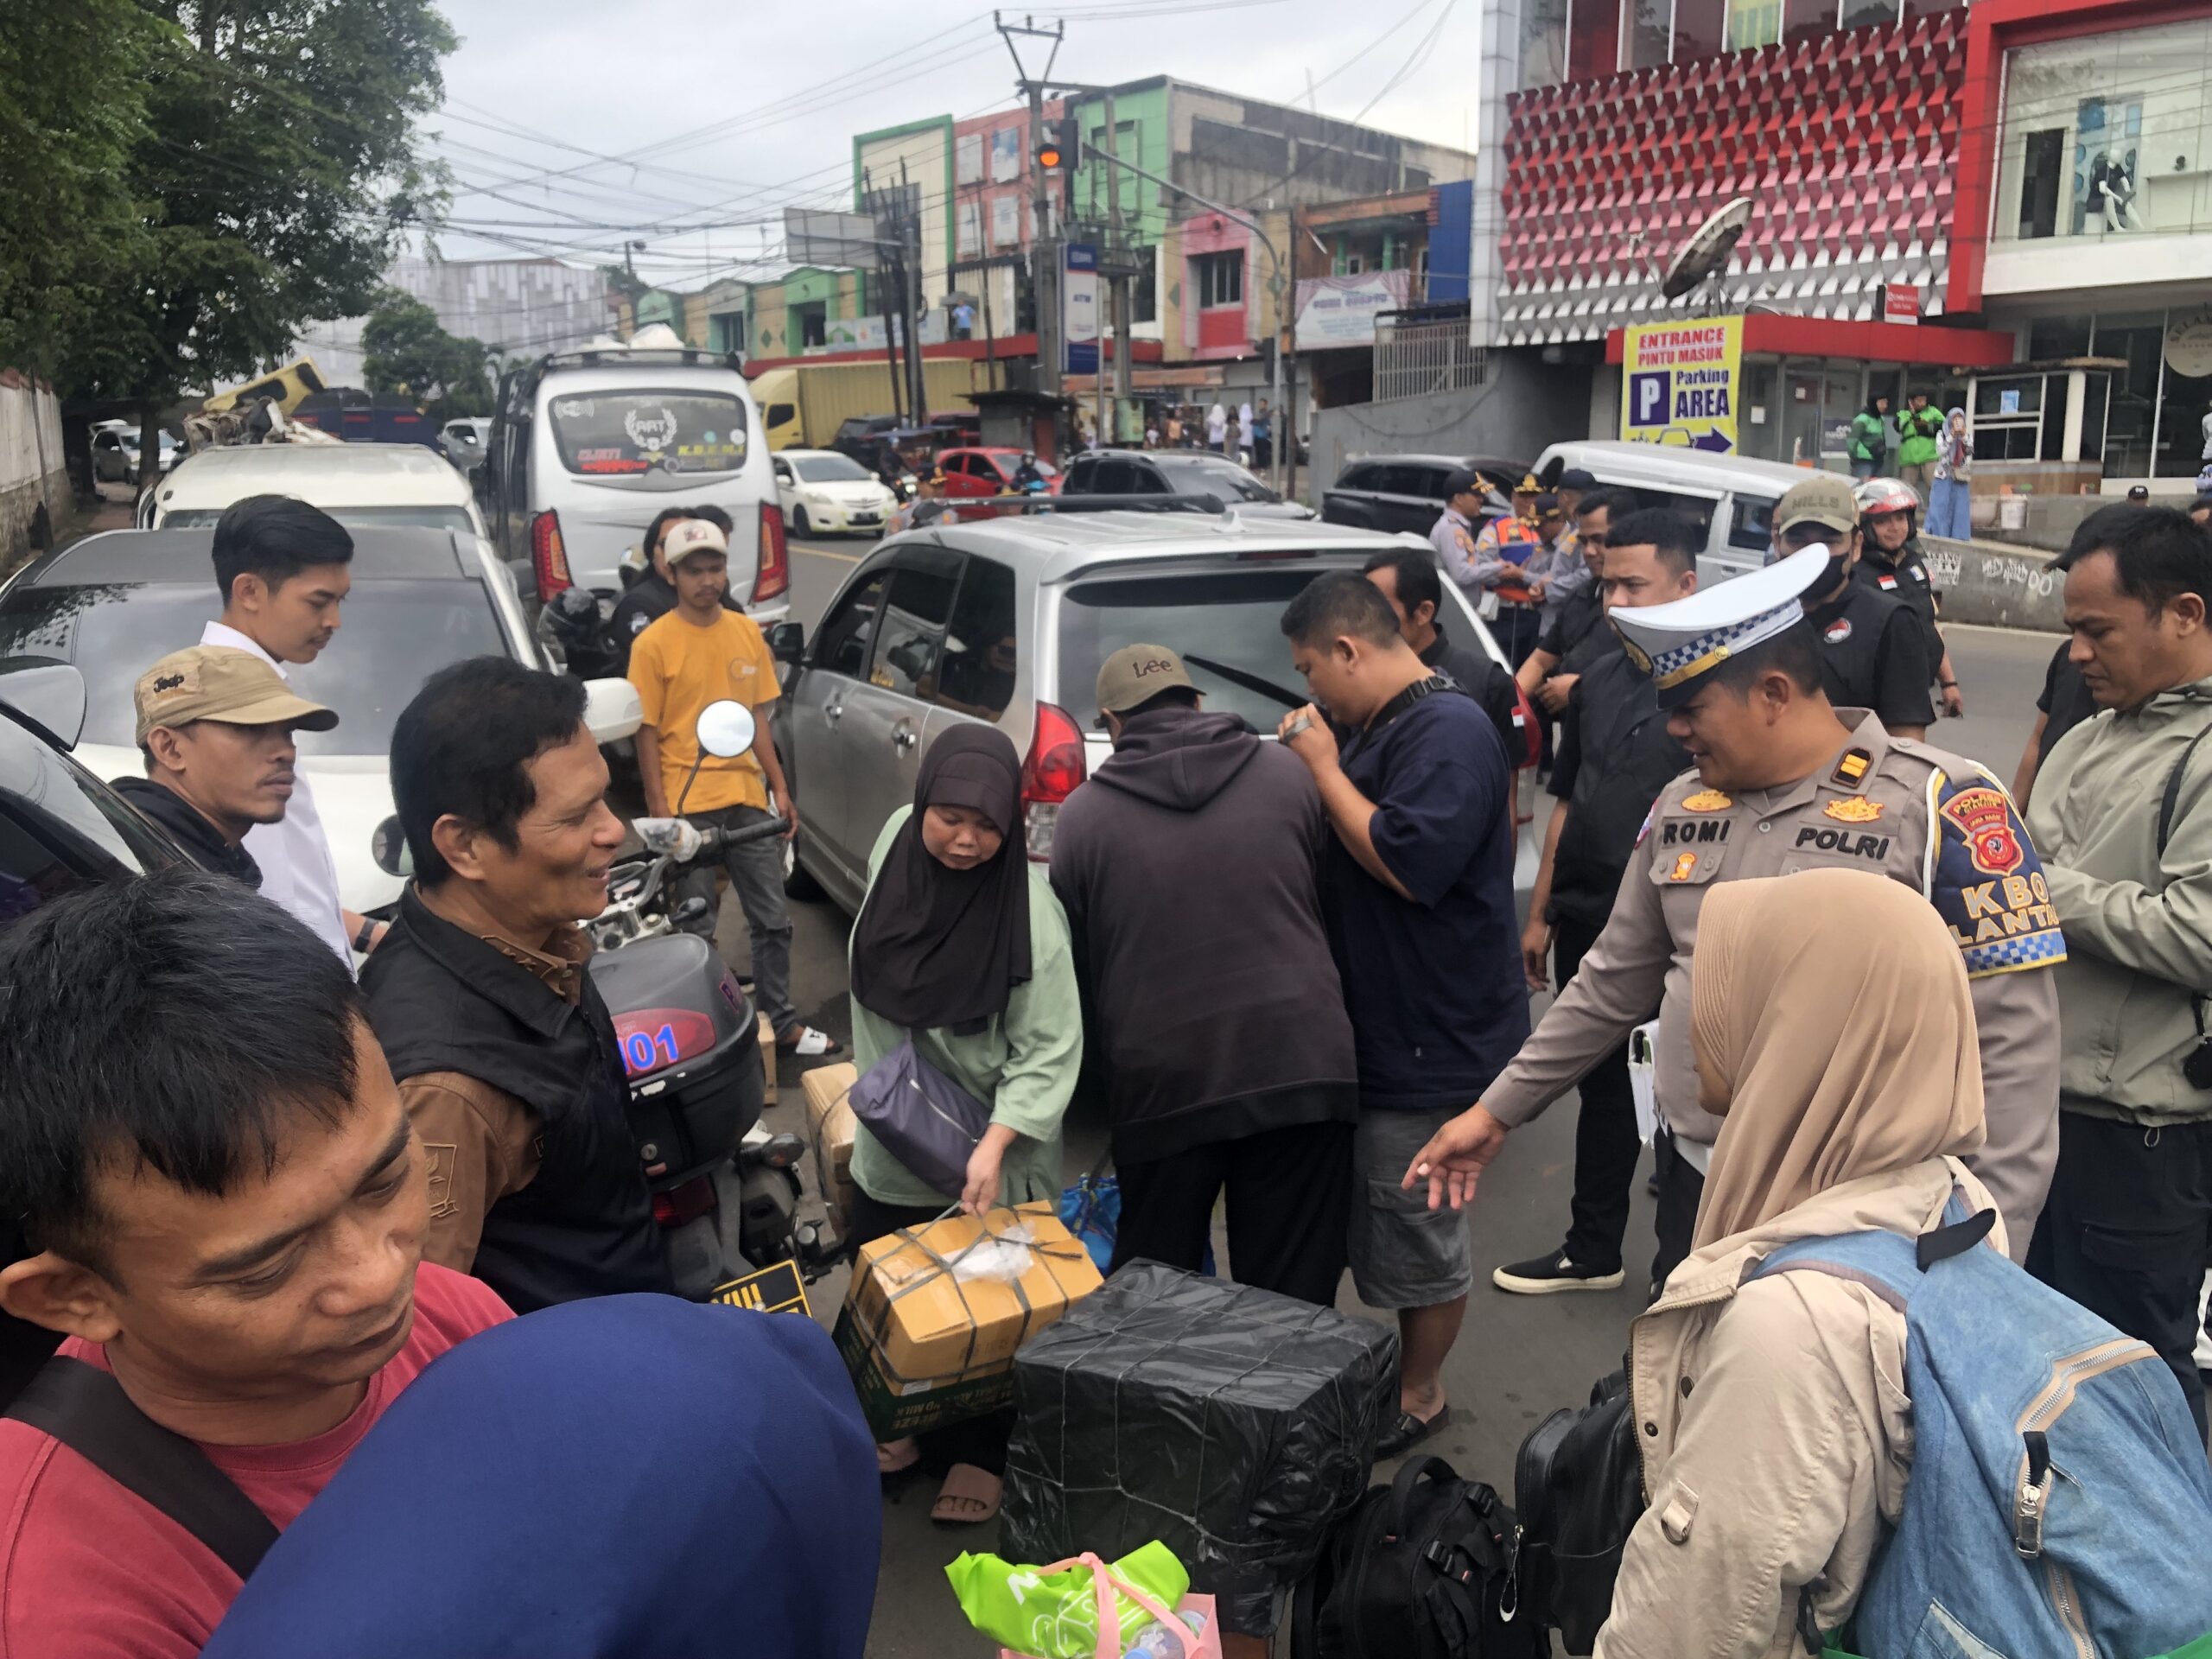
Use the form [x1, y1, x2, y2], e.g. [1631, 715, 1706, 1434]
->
[823, 701, 843, 723]
[892, 722, 918, 751]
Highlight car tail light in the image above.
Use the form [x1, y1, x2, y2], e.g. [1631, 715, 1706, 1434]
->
[1020, 702, 1088, 860]
[531, 510, 571, 598]
[753, 501, 789, 604]
[652, 1174, 718, 1229]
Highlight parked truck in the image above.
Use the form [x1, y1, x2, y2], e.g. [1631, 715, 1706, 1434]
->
[747, 358, 1004, 452]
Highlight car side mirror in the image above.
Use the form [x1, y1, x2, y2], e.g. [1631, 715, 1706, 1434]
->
[582, 677, 643, 744]
[766, 620, 804, 665]
[372, 815, 412, 879]
[696, 697, 755, 758]
[507, 558, 538, 601]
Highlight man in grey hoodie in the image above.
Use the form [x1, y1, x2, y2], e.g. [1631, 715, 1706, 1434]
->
[1049, 645, 1360, 1306]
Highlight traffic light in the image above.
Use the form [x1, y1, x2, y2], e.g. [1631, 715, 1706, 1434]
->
[1036, 136, 1065, 172]
[1037, 118, 1081, 174]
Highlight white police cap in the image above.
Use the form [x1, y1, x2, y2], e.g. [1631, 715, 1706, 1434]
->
[1613, 545, 1831, 707]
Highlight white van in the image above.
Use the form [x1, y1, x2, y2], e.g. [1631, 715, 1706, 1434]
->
[486, 331, 789, 622]
[144, 442, 487, 536]
[1536, 440, 1813, 586]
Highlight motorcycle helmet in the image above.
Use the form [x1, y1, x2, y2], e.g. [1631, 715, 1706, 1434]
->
[1854, 476, 1921, 518]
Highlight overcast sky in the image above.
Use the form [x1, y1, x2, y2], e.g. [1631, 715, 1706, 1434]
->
[423, 0, 1476, 289]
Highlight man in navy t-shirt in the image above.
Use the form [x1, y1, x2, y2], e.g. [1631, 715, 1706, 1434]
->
[1276, 573, 1529, 1458]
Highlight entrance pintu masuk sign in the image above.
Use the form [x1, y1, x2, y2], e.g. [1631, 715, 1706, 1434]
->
[1621, 316, 1744, 454]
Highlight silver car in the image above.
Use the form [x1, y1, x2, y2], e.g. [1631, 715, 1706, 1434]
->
[769, 508, 1537, 912]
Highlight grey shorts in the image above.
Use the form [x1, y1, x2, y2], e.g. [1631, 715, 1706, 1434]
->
[1348, 1107, 1474, 1311]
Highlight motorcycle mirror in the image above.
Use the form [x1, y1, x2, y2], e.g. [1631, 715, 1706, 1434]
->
[372, 815, 412, 879]
[695, 698, 755, 759]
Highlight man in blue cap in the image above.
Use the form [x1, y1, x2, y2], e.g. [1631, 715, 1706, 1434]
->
[1404, 546, 2063, 1292]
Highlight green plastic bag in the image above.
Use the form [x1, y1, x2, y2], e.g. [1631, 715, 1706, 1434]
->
[946, 1540, 1190, 1658]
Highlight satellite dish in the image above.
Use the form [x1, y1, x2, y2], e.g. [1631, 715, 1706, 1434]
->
[1661, 198, 1753, 301]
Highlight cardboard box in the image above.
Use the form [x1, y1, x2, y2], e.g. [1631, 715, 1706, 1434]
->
[800, 1063, 857, 1228]
[757, 1013, 777, 1106]
[834, 1201, 1103, 1440]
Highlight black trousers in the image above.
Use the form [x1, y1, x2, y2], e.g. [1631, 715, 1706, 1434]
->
[1554, 918, 1643, 1273]
[846, 1189, 1016, 1476]
[2028, 1111, 2212, 1440]
[1111, 1119, 1354, 1308]
[1650, 1132, 1703, 1300]
[1490, 601, 1543, 670]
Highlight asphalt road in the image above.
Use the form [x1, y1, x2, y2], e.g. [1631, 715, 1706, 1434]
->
[734, 545, 2061, 1658]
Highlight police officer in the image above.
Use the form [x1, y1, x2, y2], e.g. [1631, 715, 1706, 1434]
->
[1404, 547, 2062, 1288]
[1430, 467, 1490, 589]
[1771, 474, 1933, 739]
[1497, 506, 1699, 1296]
[1856, 474, 1964, 718]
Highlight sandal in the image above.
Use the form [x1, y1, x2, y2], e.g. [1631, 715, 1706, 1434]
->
[1376, 1404, 1452, 1459]
[877, 1438, 920, 1476]
[930, 1462, 1002, 1526]
[779, 1025, 842, 1057]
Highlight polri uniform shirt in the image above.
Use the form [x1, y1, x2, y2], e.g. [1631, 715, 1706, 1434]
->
[1853, 543, 1944, 676]
[1480, 709, 2063, 1258]
[1431, 505, 1483, 590]
[1802, 581, 1934, 732]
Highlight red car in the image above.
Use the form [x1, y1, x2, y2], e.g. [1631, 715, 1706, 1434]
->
[938, 448, 1061, 514]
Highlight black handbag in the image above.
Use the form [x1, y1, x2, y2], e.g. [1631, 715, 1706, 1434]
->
[1512, 1369, 1646, 1656]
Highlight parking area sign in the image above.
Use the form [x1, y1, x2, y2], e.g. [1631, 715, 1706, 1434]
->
[1620, 317, 1743, 454]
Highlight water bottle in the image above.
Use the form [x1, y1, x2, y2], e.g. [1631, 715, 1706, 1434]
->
[1121, 1611, 1206, 1659]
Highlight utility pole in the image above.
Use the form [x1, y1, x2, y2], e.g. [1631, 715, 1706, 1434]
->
[861, 167, 905, 425]
[1103, 89, 1131, 445]
[997, 12, 1064, 401]
[897, 158, 928, 423]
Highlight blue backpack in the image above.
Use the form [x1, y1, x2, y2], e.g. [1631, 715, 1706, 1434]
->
[1750, 1198, 2212, 1659]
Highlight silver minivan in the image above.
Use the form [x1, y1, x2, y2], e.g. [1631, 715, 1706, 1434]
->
[1535, 439, 1810, 587]
[486, 332, 789, 622]
[767, 509, 1537, 914]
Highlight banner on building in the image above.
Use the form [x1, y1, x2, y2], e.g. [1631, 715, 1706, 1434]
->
[1620, 317, 1743, 454]
[1065, 243, 1100, 377]
[1293, 270, 1414, 350]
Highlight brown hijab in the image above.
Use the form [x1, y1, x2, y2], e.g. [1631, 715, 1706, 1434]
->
[1689, 868, 1986, 1251]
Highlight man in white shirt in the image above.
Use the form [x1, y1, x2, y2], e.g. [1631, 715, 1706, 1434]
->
[204, 493, 380, 963]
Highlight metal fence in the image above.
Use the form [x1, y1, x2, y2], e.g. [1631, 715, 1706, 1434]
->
[1373, 316, 1489, 404]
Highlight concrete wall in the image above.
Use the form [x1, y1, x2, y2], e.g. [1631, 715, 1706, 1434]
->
[0, 376, 67, 576]
[1306, 353, 1592, 505]
[1923, 536, 2066, 632]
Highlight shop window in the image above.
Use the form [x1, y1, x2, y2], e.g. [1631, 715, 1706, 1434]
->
[1672, 0, 1725, 59]
[2072, 99, 2149, 236]
[957, 200, 982, 261]
[2080, 371, 2111, 466]
[1839, 0, 1895, 31]
[1974, 375, 2044, 461]
[957, 132, 984, 187]
[1726, 0, 1780, 51]
[1195, 251, 1243, 309]
[2100, 314, 2166, 476]
[1132, 245, 1158, 326]
[1568, 0, 1623, 77]
[1521, 0, 1569, 85]
[2017, 130, 2065, 239]
[1783, 0, 1837, 47]
[1624, 0, 1671, 69]
[2028, 315, 2092, 359]
[2040, 375, 2072, 461]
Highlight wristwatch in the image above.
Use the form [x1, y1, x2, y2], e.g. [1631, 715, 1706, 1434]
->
[353, 918, 379, 953]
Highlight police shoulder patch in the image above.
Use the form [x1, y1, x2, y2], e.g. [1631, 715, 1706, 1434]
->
[1681, 789, 1732, 812]
[1928, 768, 2067, 978]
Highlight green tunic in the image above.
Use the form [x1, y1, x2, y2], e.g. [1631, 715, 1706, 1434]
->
[846, 806, 1082, 1211]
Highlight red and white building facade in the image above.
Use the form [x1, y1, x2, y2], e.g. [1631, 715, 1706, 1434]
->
[1478, 0, 2212, 489]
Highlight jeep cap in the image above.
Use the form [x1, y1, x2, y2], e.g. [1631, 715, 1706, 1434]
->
[1096, 643, 1198, 715]
[133, 646, 338, 747]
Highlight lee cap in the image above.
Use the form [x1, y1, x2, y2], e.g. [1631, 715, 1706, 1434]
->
[664, 519, 730, 565]
[1612, 546, 1829, 709]
[134, 646, 337, 747]
[1096, 644, 1197, 715]
[1776, 473, 1862, 538]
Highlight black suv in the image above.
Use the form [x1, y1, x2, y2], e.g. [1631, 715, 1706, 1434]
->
[1321, 454, 1521, 537]
[1058, 450, 1312, 518]
[829, 415, 904, 465]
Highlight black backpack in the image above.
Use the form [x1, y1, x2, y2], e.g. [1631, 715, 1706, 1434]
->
[1291, 1455, 1543, 1659]
[1512, 1370, 1645, 1656]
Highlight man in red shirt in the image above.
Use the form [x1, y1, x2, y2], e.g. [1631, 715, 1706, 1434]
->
[0, 872, 511, 1658]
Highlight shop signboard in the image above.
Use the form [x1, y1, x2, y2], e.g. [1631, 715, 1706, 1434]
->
[2166, 308, 2212, 379]
[1620, 317, 1744, 454]
[1294, 270, 1414, 349]
[1883, 283, 1923, 323]
[1065, 243, 1100, 377]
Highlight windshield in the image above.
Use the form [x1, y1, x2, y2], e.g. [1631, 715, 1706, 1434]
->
[1162, 459, 1274, 503]
[0, 582, 509, 757]
[1058, 567, 1326, 732]
[549, 390, 747, 476]
[162, 504, 475, 532]
[792, 454, 871, 483]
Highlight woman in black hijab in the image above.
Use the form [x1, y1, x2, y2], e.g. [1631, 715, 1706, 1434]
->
[844, 724, 1082, 1522]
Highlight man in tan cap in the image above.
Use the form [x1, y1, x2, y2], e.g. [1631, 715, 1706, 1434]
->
[1770, 472, 1932, 738]
[1047, 644, 1358, 1311]
[112, 645, 337, 887]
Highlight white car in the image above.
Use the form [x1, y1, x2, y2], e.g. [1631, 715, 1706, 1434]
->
[93, 428, 178, 484]
[0, 524, 639, 917]
[143, 442, 490, 537]
[772, 448, 899, 537]
[439, 416, 492, 470]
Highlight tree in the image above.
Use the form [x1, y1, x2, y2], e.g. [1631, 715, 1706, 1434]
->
[361, 288, 493, 419]
[65, 1, 457, 464]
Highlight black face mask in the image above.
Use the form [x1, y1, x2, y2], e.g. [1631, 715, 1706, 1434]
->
[1824, 548, 1854, 594]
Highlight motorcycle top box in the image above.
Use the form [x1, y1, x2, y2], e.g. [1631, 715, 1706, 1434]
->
[588, 931, 764, 1191]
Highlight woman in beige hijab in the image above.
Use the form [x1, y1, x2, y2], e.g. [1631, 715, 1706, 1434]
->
[1595, 868, 1998, 1659]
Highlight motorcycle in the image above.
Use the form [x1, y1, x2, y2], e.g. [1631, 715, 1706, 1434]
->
[369, 699, 834, 1301]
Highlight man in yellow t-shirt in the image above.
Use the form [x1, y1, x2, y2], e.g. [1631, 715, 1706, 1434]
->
[626, 518, 839, 1056]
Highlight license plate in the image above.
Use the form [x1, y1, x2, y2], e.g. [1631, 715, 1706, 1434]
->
[852, 512, 880, 525]
[709, 1258, 810, 1316]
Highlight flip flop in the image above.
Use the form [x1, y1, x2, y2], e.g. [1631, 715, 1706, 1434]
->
[930, 1462, 1002, 1526]
[877, 1438, 920, 1476]
[779, 1026, 842, 1057]
[1376, 1404, 1452, 1459]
